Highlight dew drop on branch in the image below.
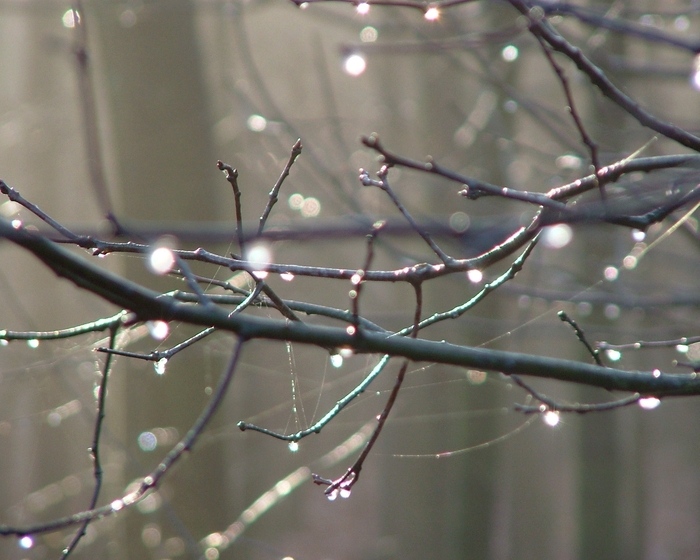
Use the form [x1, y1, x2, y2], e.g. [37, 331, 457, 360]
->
[691, 54, 700, 91]
[330, 354, 344, 368]
[639, 397, 660, 410]
[605, 349, 622, 362]
[326, 489, 339, 501]
[154, 358, 168, 376]
[356, 2, 369, 15]
[543, 410, 560, 427]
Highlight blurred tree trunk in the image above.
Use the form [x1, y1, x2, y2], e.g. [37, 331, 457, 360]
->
[89, 3, 224, 557]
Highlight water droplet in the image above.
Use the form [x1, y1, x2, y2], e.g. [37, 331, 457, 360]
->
[467, 269, 483, 283]
[280, 272, 294, 282]
[147, 321, 169, 341]
[288, 193, 304, 210]
[111, 499, 124, 511]
[555, 154, 582, 170]
[246, 114, 267, 132]
[351, 270, 364, 285]
[424, 6, 439, 20]
[356, 2, 370, 15]
[632, 229, 646, 242]
[622, 255, 637, 270]
[501, 45, 518, 62]
[148, 246, 176, 275]
[26, 338, 39, 349]
[11, 219, 22, 229]
[639, 397, 660, 410]
[448, 211, 470, 233]
[245, 243, 273, 274]
[605, 349, 622, 362]
[603, 266, 618, 281]
[326, 489, 339, 501]
[18, 536, 33, 549]
[61, 9, 79, 28]
[691, 54, 700, 91]
[503, 99, 518, 113]
[47, 412, 62, 427]
[543, 410, 560, 427]
[339, 488, 352, 499]
[542, 224, 573, 249]
[343, 53, 366, 77]
[138, 431, 158, 452]
[154, 358, 168, 375]
[288, 441, 299, 453]
[676, 344, 689, 354]
[604, 304, 620, 320]
[339, 348, 354, 359]
[360, 26, 377, 42]
[346, 325, 357, 336]
[652, 368, 661, 378]
[330, 354, 344, 368]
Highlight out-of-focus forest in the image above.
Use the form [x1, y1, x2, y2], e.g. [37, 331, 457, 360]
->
[1, 1, 700, 559]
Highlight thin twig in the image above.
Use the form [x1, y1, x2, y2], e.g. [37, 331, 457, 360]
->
[508, 0, 700, 152]
[217, 161, 245, 256]
[70, 1, 114, 221]
[60, 324, 119, 558]
[533, 34, 604, 198]
[258, 139, 302, 235]
[0, 337, 246, 537]
[360, 165, 455, 265]
[558, 311, 603, 365]
[351, 222, 383, 331]
[312, 282, 423, 496]
[512, 374, 641, 413]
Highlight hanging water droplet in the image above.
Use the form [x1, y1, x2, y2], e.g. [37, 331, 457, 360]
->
[330, 354, 343, 368]
[639, 397, 660, 410]
[26, 338, 39, 349]
[288, 441, 299, 453]
[356, 2, 369, 15]
[280, 272, 295, 282]
[632, 229, 646, 242]
[154, 358, 168, 375]
[467, 269, 483, 283]
[424, 5, 440, 20]
[343, 53, 366, 77]
[326, 489, 339, 501]
[18, 536, 33, 550]
[652, 368, 661, 378]
[339, 487, 352, 499]
[605, 349, 622, 362]
[543, 410, 560, 427]
[690, 54, 700, 91]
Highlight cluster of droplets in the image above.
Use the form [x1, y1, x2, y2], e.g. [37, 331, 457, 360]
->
[342, 3, 438, 76]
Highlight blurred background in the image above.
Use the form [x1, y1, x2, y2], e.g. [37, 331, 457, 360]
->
[0, 1, 700, 559]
